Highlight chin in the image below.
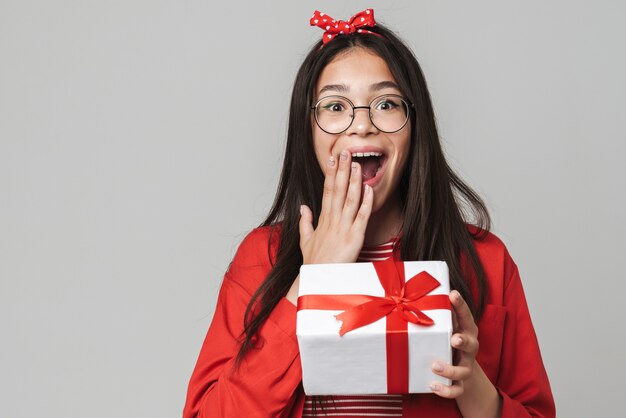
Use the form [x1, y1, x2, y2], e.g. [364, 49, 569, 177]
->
[370, 193, 387, 213]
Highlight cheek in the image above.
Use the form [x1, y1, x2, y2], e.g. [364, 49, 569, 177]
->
[312, 131, 337, 174]
[397, 129, 412, 166]
[389, 132, 412, 180]
[399, 140, 411, 168]
[394, 131, 411, 167]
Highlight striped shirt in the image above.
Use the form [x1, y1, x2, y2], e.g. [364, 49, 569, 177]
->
[303, 238, 403, 417]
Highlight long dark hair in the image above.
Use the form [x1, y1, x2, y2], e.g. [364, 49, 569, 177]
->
[236, 23, 491, 363]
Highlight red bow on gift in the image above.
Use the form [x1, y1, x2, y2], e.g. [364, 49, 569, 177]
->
[335, 260, 449, 335]
[297, 258, 451, 393]
[310, 9, 380, 45]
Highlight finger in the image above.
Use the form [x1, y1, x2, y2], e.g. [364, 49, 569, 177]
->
[430, 381, 464, 399]
[451, 306, 459, 330]
[329, 150, 352, 223]
[452, 334, 478, 371]
[454, 350, 476, 373]
[340, 161, 363, 224]
[450, 290, 478, 335]
[451, 333, 479, 357]
[299, 204, 315, 245]
[319, 155, 338, 221]
[351, 184, 373, 235]
[431, 360, 471, 381]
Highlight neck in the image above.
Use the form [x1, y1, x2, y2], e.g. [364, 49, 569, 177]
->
[364, 192, 403, 246]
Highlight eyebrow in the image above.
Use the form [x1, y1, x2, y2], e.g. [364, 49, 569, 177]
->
[318, 83, 350, 96]
[317, 81, 401, 96]
[370, 81, 401, 92]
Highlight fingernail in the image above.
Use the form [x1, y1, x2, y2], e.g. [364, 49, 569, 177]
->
[449, 292, 458, 304]
[430, 383, 441, 392]
[432, 362, 444, 372]
[340, 150, 348, 162]
[351, 162, 357, 172]
[364, 184, 371, 194]
[454, 336, 463, 346]
[328, 156, 335, 167]
[300, 205, 304, 216]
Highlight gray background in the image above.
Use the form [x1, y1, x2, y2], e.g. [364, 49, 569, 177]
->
[1, 1, 624, 417]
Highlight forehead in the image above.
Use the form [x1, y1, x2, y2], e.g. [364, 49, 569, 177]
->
[315, 48, 399, 96]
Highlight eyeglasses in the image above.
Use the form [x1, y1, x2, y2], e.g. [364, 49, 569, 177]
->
[311, 94, 413, 134]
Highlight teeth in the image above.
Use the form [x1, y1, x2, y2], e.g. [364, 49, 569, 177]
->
[351, 152, 382, 157]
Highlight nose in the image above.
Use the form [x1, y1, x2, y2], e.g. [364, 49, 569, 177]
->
[345, 106, 378, 136]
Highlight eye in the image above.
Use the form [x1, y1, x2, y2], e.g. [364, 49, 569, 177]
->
[322, 101, 346, 112]
[317, 96, 351, 114]
[374, 97, 400, 111]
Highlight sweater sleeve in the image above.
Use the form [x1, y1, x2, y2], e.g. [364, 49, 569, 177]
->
[496, 263, 556, 418]
[182, 230, 303, 418]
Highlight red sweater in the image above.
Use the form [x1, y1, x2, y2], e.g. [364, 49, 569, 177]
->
[183, 226, 556, 417]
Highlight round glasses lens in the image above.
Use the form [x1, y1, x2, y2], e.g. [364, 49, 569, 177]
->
[315, 96, 353, 133]
[370, 95, 409, 132]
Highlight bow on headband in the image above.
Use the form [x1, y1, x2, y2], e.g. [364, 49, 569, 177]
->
[310, 9, 380, 45]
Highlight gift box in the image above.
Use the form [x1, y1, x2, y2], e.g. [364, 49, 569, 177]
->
[296, 259, 452, 395]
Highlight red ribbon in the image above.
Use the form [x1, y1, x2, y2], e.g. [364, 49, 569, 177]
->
[310, 9, 380, 45]
[297, 258, 451, 393]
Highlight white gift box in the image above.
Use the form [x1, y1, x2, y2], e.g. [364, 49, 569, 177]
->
[296, 260, 452, 395]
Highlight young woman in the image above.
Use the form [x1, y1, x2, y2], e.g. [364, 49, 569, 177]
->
[183, 9, 555, 418]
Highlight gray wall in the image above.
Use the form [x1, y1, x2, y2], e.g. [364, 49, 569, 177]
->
[1, 1, 624, 416]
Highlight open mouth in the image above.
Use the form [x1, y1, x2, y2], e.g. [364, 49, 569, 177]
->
[351, 152, 386, 185]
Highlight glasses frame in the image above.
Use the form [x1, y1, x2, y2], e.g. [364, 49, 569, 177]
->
[310, 94, 414, 134]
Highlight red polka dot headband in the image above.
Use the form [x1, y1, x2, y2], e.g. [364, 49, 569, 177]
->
[310, 9, 381, 45]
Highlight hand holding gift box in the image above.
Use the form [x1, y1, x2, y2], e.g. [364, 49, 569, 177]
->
[296, 258, 452, 395]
